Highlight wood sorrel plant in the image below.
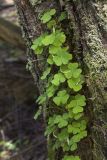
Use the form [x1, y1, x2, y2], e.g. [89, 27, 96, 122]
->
[31, 9, 87, 160]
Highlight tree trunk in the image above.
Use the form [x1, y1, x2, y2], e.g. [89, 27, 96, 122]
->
[14, 0, 107, 159]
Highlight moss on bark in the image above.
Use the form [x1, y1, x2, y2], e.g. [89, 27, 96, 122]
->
[65, 0, 107, 159]
[14, 0, 107, 159]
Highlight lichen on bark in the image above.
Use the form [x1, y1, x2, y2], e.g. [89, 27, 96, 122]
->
[14, 0, 107, 159]
[65, 0, 107, 159]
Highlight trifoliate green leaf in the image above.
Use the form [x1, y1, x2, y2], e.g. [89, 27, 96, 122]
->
[54, 115, 68, 128]
[49, 46, 72, 66]
[68, 63, 82, 79]
[62, 113, 69, 120]
[72, 128, 80, 134]
[63, 155, 80, 160]
[41, 9, 56, 23]
[49, 9, 56, 16]
[42, 34, 55, 46]
[71, 134, 81, 143]
[53, 30, 66, 46]
[60, 63, 82, 79]
[53, 51, 72, 66]
[47, 20, 56, 29]
[67, 94, 86, 108]
[68, 110, 74, 118]
[46, 85, 56, 98]
[41, 67, 51, 80]
[67, 94, 86, 114]
[67, 99, 77, 109]
[72, 121, 81, 128]
[49, 46, 68, 54]
[31, 36, 43, 49]
[67, 77, 82, 91]
[58, 119, 68, 128]
[75, 156, 80, 160]
[58, 128, 69, 142]
[41, 13, 51, 23]
[74, 69, 82, 78]
[47, 55, 54, 64]
[31, 34, 46, 53]
[31, 44, 36, 50]
[72, 106, 83, 114]
[70, 143, 77, 151]
[71, 131, 87, 142]
[70, 130, 87, 144]
[75, 94, 86, 106]
[62, 143, 70, 152]
[52, 73, 65, 86]
[79, 131, 87, 138]
[54, 115, 62, 124]
[80, 120, 87, 131]
[68, 125, 73, 133]
[53, 96, 61, 106]
[35, 46, 43, 54]
[31, 35, 46, 54]
[53, 90, 69, 106]
[68, 62, 78, 68]
[48, 116, 55, 125]
[68, 125, 80, 134]
[49, 46, 61, 54]
[74, 113, 83, 120]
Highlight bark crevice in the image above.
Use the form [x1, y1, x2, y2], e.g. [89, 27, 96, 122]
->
[14, 0, 107, 159]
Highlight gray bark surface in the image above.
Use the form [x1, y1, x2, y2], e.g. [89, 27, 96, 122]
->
[14, 0, 107, 159]
[65, 1, 107, 160]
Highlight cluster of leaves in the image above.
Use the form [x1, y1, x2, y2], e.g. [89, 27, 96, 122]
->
[31, 9, 87, 160]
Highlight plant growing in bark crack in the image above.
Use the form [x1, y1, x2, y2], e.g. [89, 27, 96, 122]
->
[31, 9, 87, 160]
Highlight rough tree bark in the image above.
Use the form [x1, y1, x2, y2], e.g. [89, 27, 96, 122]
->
[14, 0, 107, 160]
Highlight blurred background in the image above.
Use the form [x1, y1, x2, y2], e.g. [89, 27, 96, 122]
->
[0, 1, 46, 160]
